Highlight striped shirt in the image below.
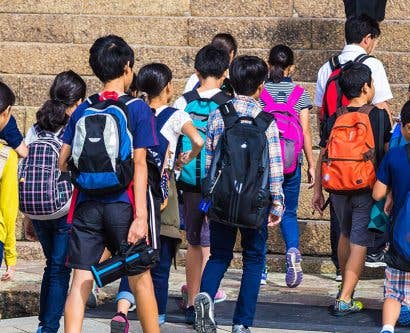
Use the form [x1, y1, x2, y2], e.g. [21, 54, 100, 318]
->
[206, 95, 284, 217]
[261, 78, 312, 114]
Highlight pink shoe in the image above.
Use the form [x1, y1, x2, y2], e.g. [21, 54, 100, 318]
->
[180, 284, 227, 308]
[110, 312, 129, 333]
[214, 288, 227, 304]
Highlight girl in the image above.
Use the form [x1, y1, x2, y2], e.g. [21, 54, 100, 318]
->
[111, 63, 203, 331]
[260, 45, 315, 288]
[23, 71, 86, 333]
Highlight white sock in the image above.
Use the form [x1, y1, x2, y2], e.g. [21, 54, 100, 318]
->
[381, 324, 394, 332]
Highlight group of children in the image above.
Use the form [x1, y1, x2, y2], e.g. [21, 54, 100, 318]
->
[0, 13, 408, 333]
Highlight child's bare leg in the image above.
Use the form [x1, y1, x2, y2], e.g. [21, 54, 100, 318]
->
[382, 298, 401, 327]
[128, 270, 159, 333]
[64, 269, 94, 333]
[117, 299, 132, 315]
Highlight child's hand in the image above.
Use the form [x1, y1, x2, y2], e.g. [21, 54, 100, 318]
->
[307, 167, 315, 189]
[384, 192, 393, 216]
[127, 216, 148, 244]
[268, 213, 281, 226]
[176, 151, 194, 168]
[1, 266, 16, 281]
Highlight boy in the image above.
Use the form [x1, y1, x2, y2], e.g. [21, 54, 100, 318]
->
[173, 44, 231, 324]
[314, 14, 393, 273]
[373, 101, 410, 333]
[313, 62, 391, 316]
[0, 82, 24, 281]
[194, 55, 284, 333]
[59, 35, 160, 333]
[183, 33, 238, 94]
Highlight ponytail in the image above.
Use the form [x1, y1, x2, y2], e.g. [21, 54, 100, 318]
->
[268, 45, 294, 84]
[36, 100, 69, 132]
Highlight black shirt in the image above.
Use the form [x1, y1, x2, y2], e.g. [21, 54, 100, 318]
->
[319, 106, 391, 166]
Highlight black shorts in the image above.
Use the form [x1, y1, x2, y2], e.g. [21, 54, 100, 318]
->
[67, 201, 133, 270]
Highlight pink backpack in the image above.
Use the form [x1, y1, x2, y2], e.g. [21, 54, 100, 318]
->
[260, 85, 304, 175]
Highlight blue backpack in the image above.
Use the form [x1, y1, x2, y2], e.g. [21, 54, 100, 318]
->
[69, 94, 136, 195]
[390, 122, 409, 148]
[385, 144, 410, 272]
[177, 90, 231, 192]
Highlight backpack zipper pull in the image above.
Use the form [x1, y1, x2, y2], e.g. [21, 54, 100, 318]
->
[210, 169, 222, 195]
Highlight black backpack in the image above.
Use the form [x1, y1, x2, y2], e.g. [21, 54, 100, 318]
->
[202, 103, 274, 229]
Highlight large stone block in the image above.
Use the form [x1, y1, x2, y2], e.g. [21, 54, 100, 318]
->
[19, 75, 53, 107]
[390, 84, 410, 117]
[0, 14, 72, 43]
[0, 74, 20, 105]
[385, 0, 410, 20]
[0, 43, 90, 76]
[0, 0, 82, 14]
[81, 0, 190, 16]
[311, 19, 345, 51]
[376, 51, 410, 85]
[293, 50, 335, 83]
[73, 16, 188, 46]
[188, 18, 312, 50]
[298, 183, 330, 221]
[293, 0, 345, 18]
[378, 21, 410, 53]
[191, 0, 293, 17]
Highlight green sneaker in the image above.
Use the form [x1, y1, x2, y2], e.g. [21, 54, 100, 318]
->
[332, 299, 364, 317]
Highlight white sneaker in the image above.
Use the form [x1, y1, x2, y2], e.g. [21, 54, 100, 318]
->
[232, 324, 251, 333]
[194, 292, 216, 333]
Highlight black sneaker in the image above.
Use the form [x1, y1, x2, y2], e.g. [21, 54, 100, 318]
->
[365, 251, 387, 268]
[335, 269, 342, 282]
[185, 305, 195, 325]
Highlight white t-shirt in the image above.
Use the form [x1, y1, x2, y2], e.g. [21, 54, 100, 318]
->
[315, 44, 393, 107]
[173, 88, 222, 111]
[183, 73, 200, 93]
[156, 105, 192, 169]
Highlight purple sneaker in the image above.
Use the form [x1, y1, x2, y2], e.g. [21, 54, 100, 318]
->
[285, 247, 303, 288]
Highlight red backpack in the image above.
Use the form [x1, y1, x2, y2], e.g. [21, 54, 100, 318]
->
[320, 54, 373, 122]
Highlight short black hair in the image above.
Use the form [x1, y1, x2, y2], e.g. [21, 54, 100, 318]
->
[194, 44, 230, 80]
[89, 35, 134, 83]
[136, 63, 172, 99]
[268, 44, 294, 83]
[0, 81, 16, 114]
[36, 70, 86, 132]
[345, 14, 381, 44]
[211, 33, 238, 57]
[230, 56, 268, 96]
[401, 101, 410, 127]
[339, 62, 372, 100]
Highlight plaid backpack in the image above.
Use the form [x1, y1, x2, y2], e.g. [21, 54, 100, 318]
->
[19, 125, 73, 220]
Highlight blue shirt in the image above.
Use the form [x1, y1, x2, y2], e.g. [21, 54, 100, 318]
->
[0, 116, 23, 149]
[377, 145, 410, 219]
[62, 96, 158, 204]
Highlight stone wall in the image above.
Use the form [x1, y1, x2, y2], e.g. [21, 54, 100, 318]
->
[1, 0, 409, 248]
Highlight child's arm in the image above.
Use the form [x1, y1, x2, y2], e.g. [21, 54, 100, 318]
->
[373, 180, 388, 201]
[179, 122, 204, 165]
[128, 148, 148, 244]
[300, 107, 315, 188]
[0, 115, 28, 158]
[59, 144, 71, 172]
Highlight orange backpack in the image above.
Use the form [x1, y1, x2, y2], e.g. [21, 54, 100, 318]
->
[322, 105, 376, 193]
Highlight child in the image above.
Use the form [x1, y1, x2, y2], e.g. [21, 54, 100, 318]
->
[373, 102, 410, 333]
[194, 55, 284, 333]
[260, 44, 315, 287]
[111, 63, 204, 329]
[173, 44, 231, 324]
[21, 71, 86, 333]
[313, 62, 391, 316]
[0, 82, 22, 281]
[183, 33, 237, 95]
[59, 35, 160, 333]
[373, 101, 410, 333]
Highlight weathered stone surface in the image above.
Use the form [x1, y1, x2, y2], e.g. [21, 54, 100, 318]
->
[293, 50, 335, 83]
[73, 16, 188, 46]
[379, 21, 410, 53]
[311, 19, 345, 51]
[0, 14, 72, 43]
[0, 0, 83, 14]
[191, 0, 293, 17]
[81, 0, 190, 16]
[293, 0, 345, 18]
[390, 84, 410, 117]
[376, 51, 410, 85]
[189, 18, 312, 50]
[298, 183, 330, 221]
[0, 74, 20, 105]
[16, 242, 44, 261]
[385, 0, 410, 20]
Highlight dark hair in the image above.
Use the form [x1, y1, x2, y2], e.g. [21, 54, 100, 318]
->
[211, 33, 238, 57]
[89, 35, 134, 83]
[0, 81, 16, 114]
[194, 44, 230, 80]
[230, 56, 268, 96]
[36, 70, 86, 132]
[401, 101, 410, 127]
[345, 14, 381, 44]
[136, 63, 172, 99]
[268, 45, 294, 83]
[339, 62, 372, 100]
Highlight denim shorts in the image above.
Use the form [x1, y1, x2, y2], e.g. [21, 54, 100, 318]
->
[182, 192, 210, 247]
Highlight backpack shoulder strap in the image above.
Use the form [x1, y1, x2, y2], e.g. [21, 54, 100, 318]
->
[210, 91, 231, 106]
[118, 94, 139, 106]
[86, 93, 100, 106]
[156, 107, 177, 130]
[336, 106, 349, 117]
[220, 102, 239, 129]
[0, 145, 11, 179]
[354, 54, 374, 64]
[182, 90, 201, 104]
[357, 104, 375, 116]
[329, 55, 341, 71]
[254, 111, 275, 132]
[286, 85, 305, 109]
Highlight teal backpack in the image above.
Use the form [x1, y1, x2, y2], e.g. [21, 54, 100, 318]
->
[178, 90, 231, 192]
